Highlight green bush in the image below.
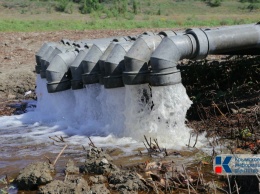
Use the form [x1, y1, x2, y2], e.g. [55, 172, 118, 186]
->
[80, 0, 103, 14]
[201, 0, 223, 7]
[55, 0, 70, 12]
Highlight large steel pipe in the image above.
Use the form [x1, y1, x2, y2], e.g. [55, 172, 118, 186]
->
[46, 50, 79, 93]
[40, 46, 69, 78]
[123, 31, 182, 85]
[98, 36, 137, 85]
[103, 42, 134, 88]
[70, 48, 90, 90]
[81, 36, 134, 85]
[35, 42, 56, 74]
[150, 22, 260, 86]
[81, 41, 113, 85]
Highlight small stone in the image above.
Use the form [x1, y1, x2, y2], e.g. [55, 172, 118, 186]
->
[90, 184, 110, 194]
[15, 162, 54, 190]
[39, 178, 90, 194]
[65, 159, 79, 175]
[89, 175, 107, 184]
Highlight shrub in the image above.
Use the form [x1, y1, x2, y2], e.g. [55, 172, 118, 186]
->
[55, 0, 70, 12]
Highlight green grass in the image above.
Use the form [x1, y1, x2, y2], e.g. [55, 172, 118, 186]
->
[0, 0, 259, 31]
[0, 17, 258, 32]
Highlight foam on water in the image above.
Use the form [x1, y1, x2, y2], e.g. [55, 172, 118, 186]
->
[124, 84, 198, 148]
[0, 75, 204, 161]
[97, 86, 126, 136]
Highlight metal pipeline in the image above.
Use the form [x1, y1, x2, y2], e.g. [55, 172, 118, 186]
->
[98, 36, 137, 85]
[70, 48, 90, 90]
[46, 50, 79, 93]
[81, 38, 131, 85]
[123, 30, 182, 85]
[40, 46, 69, 78]
[150, 22, 260, 86]
[103, 42, 134, 88]
[35, 42, 56, 74]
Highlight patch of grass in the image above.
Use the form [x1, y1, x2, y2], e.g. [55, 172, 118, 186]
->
[0, 0, 259, 32]
[0, 17, 258, 32]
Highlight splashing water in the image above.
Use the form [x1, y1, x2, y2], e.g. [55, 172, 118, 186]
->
[97, 86, 126, 136]
[124, 84, 193, 148]
[0, 74, 202, 161]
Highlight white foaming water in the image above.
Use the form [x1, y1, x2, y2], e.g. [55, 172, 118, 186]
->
[0, 75, 204, 164]
[97, 86, 126, 136]
[124, 84, 198, 148]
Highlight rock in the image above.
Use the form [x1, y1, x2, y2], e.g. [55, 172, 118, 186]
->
[89, 175, 107, 184]
[86, 147, 113, 161]
[80, 157, 119, 175]
[65, 159, 79, 175]
[15, 162, 54, 190]
[108, 171, 147, 192]
[80, 147, 119, 175]
[39, 176, 89, 194]
[90, 184, 110, 194]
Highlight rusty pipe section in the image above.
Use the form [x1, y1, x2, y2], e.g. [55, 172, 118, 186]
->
[149, 22, 260, 86]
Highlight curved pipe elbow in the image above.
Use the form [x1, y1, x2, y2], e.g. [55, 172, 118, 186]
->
[103, 42, 133, 89]
[40, 46, 67, 79]
[123, 35, 163, 85]
[35, 42, 56, 74]
[70, 49, 90, 90]
[81, 41, 112, 85]
[150, 35, 197, 86]
[46, 51, 78, 93]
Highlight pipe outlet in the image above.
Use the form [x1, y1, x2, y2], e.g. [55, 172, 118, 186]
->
[46, 50, 78, 93]
[38, 45, 57, 75]
[35, 42, 56, 74]
[98, 39, 131, 84]
[150, 35, 197, 86]
[98, 43, 119, 85]
[123, 35, 163, 85]
[81, 41, 112, 85]
[40, 46, 68, 78]
[103, 42, 134, 89]
[70, 48, 90, 90]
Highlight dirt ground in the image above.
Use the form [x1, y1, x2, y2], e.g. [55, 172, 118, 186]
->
[0, 29, 165, 100]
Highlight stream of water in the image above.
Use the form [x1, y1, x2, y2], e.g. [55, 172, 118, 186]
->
[0, 75, 205, 177]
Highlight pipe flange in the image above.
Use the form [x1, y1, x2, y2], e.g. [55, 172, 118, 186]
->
[47, 80, 71, 93]
[123, 71, 149, 85]
[82, 73, 99, 85]
[186, 28, 209, 59]
[103, 75, 124, 88]
[149, 70, 182, 86]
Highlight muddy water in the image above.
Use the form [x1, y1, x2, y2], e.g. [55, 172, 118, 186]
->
[0, 135, 214, 193]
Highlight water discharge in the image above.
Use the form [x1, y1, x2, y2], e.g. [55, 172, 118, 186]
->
[0, 74, 204, 173]
[124, 84, 193, 148]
